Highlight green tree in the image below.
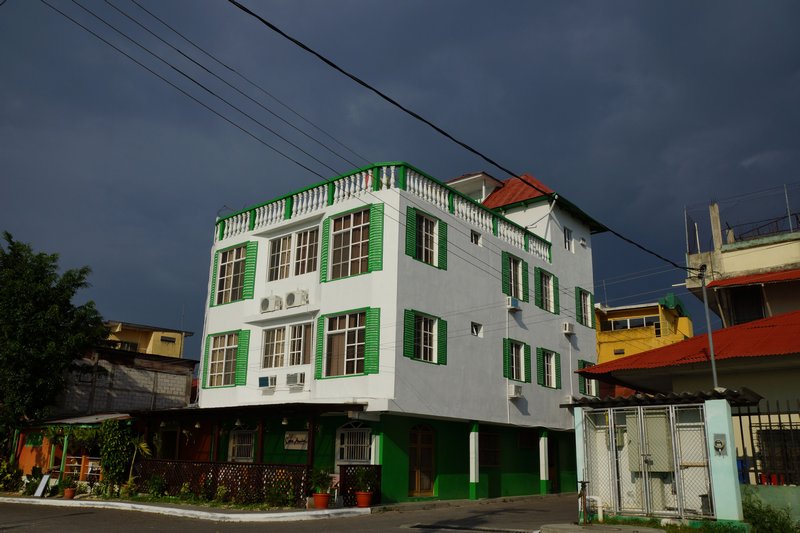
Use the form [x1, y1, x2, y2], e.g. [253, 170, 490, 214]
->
[0, 232, 106, 433]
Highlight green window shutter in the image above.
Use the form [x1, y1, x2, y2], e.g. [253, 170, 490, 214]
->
[502, 338, 510, 378]
[553, 274, 560, 314]
[534, 267, 543, 308]
[235, 330, 250, 386]
[403, 309, 415, 359]
[242, 241, 258, 300]
[578, 360, 586, 394]
[521, 260, 529, 302]
[501, 252, 510, 296]
[320, 218, 330, 283]
[575, 288, 583, 326]
[437, 317, 447, 365]
[315, 316, 325, 379]
[590, 293, 596, 329]
[364, 307, 381, 374]
[405, 207, 417, 258]
[368, 204, 384, 272]
[524, 343, 532, 383]
[202, 336, 211, 388]
[438, 220, 448, 270]
[209, 251, 219, 307]
[554, 351, 562, 389]
[536, 347, 544, 386]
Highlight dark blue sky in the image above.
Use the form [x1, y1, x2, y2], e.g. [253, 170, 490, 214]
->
[2, 0, 799, 358]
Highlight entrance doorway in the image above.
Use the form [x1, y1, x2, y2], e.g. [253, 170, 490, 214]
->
[408, 424, 435, 496]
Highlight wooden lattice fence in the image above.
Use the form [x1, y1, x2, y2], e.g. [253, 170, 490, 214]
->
[134, 459, 308, 506]
[339, 464, 382, 506]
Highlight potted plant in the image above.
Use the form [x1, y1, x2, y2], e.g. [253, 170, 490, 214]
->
[61, 476, 77, 500]
[310, 467, 333, 509]
[352, 468, 373, 508]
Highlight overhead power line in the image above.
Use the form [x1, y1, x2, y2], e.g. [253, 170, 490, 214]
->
[225, 0, 693, 274]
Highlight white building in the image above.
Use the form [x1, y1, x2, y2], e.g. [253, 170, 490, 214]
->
[198, 163, 604, 502]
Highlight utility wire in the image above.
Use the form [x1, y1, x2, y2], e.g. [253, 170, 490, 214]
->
[71, 0, 339, 177]
[129, 0, 371, 166]
[107, 0, 362, 170]
[39, 0, 326, 179]
[225, 0, 694, 274]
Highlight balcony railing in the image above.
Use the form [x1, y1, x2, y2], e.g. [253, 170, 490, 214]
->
[215, 162, 552, 262]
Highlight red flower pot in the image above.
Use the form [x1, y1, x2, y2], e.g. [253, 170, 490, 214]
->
[355, 491, 373, 508]
[313, 492, 331, 509]
[63, 488, 76, 500]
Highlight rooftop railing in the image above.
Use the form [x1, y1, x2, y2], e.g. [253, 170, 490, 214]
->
[215, 162, 551, 262]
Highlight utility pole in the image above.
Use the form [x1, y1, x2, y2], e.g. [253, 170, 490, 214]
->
[699, 265, 719, 389]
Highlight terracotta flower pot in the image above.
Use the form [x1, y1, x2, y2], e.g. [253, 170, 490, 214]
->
[355, 491, 372, 508]
[313, 492, 331, 509]
[63, 487, 76, 500]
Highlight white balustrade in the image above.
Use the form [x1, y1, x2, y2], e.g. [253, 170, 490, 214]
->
[528, 235, 550, 261]
[498, 219, 526, 250]
[253, 199, 285, 230]
[407, 170, 448, 212]
[221, 211, 249, 240]
[292, 184, 326, 217]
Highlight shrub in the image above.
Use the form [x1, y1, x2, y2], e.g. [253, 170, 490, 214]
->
[214, 484, 228, 503]
[0, 458, 22, 492]
[265, 478, 296, 508]
[742, 489, 800, 533]
[147, 474, 167, 497]
[178, 482, 192, 500]
[23, 467, 43, 496]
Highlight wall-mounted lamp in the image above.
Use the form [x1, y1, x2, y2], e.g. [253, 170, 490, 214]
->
[234, 418, 243, 428]
[194, 422, 201, 429]
[159, 421, 166, 428]
[281, 417, 289, 426]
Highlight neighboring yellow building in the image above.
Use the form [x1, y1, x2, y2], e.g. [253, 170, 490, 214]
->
[105, 320, 193, 358]
[595, 293, 693, 365]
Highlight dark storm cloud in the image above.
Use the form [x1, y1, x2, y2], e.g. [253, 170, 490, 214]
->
[2, 0, 799, 355]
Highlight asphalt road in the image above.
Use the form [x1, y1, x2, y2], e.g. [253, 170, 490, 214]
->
[0, 494, 579, 532]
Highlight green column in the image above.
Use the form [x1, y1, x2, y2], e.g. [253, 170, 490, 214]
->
[10, 429, 19, 463]
[59, 434, 70, 481]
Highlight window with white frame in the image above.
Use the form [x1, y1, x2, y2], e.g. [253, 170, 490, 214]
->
[586, 375, 598, 396]
[262, 323, 312, 369]
[268, 235, 292, 281]
[294, 228, 319, 276]
[262, 327, 286, 368]
[288, 323, 313, 366]
[577, 288, 594, 327]
[537, 348, 561, 389]
[471, 322, 483, 337]
[403, 310, 447, 365]
[331, 209, 370, 279]
[229, 430, 255, 462]
[414, 314, 436, 362]
[216, 245, 247, 304]
[579, 360, 598, 396]
[208, 332, 238, 387]
[416, 213, 437, 265]
[508, 255, 522, 299]
[326, 312, 365, 376]
[337, 421, 371, 464]
[564, 227, 574, 252]
[470, 230, 482, 246]
[509, 341, 524, 381]
[541, 271, 554, 312]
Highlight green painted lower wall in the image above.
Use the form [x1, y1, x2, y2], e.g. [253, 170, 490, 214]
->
[551, 430, 577, 493]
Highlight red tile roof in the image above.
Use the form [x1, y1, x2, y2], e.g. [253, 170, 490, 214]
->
[482, 174, 554, 209]
[580, 310, 800, 377]
[708, 268, 800, 288]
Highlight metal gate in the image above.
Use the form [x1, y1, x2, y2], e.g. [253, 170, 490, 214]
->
[583, 404, 714, 519]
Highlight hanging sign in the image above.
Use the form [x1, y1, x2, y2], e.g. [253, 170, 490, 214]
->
[284, 430, 308, 450]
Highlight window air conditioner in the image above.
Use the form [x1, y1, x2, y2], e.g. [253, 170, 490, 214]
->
[258, 376, 277, 389]
[286, 372, 305, 388]
[507, 384, 523, 399]
[284, 289, 309, 308]
[506, 296, 522, 312]
[260, 295, 282, 313]
[562, 322, 575, 335]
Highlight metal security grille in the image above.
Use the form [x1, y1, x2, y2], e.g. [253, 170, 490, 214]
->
[583, 404, 714, 519]
[732, 399, 800, 485]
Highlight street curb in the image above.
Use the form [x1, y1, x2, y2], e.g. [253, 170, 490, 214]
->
[0, 497, 371, 522]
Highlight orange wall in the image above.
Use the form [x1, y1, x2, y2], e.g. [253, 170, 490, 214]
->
[16, 431, 55, 476]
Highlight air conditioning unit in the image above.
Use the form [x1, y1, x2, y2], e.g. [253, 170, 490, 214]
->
[506, 296, 522, 312]
[580, 237, 587, 247]
[260, 295, 282, 313]
[258, 375, 277, 389]
[285, 289, 309, 308]
[507, 383, 523, 399]
[562, 321, 575, 335]
[286, 372, 305, 388]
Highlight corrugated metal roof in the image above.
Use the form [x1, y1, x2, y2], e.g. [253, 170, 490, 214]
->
[482, 174, 554, 209]
[562, 387, 762, 408]
[707, 268, 800, 288]
[580, 310, 800, 376]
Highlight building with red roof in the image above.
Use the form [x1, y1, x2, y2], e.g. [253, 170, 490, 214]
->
[578, 309, 800, 401]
